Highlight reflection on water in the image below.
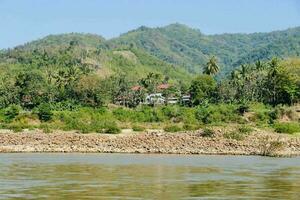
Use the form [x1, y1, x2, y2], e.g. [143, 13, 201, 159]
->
[0, 154, 300, 199]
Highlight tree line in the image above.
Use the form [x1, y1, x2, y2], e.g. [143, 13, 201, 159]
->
[0, 43, 299, 112]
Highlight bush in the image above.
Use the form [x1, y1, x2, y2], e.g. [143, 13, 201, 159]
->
[112, 107, 133, 122]
[103, 122, 121, 134]
[224, 126, 252, 140]
[40, 123, 52, 133]
[195, 106, 210, 124]
[224, 131, 245, 141]
[201, 128, 215, 137]
[237, 103, 249, 115]
[162, 105, 181, 119]
[183, 124, 199, 131]
[164, 125, 182, 133]
[259, 136, 285, 156]
[10, 125, 23, 133]
[195, 104, 240, 124]
[139, 106, 165, 122]
[37, 103, 53, 122]
[274, 122, 300, 134]
[238, 125, 253, 134]
[132, 125, 146, 132]
[4, 105, 21, 122]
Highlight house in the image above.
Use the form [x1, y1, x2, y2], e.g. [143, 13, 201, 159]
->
[181, 94, 191, 105]
[144, 93, 165, 105]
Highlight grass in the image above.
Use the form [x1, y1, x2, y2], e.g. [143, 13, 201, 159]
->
[164, 125, 182, 133]
[274, 122, 300, 134]
[201, 128, 215, 137]
[132, 125, 146, 132]
[0, 103, 298, 135]
[224, 125, 253, 141]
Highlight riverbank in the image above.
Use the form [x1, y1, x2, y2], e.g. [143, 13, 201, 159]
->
[1, 128, 300, 156]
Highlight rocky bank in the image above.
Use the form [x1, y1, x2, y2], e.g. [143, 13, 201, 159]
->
[0, 129, 300, 156]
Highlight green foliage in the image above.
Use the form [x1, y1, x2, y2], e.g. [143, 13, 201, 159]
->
[111, 23, 300, 76]
[103, 122, 121, 134]
[201, 128, 215, 137]
[132, 125, 146, 132]
[190, 75, 217, 105]
[182, 124, 199, 131]
[238, 125, 253, 134]
[37, 103, 53, 122]
[203, 56, 220, 75]
[164, 125, 182, 133]
[40, 123, 52, 133]
[274, 122, 300, 134]
[195, 104, 241, 124]
[0, 25, 300, 134]
[237, 103, 250, 115]
[4, 105, 21, 122]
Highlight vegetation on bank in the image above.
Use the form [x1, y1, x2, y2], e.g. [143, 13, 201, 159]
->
[0, 33, 299, 136]
[0, 102, 299, 135]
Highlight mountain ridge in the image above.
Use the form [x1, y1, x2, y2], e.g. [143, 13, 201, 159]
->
[2, 23, 300, 78]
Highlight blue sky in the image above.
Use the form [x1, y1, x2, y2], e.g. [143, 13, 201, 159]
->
[0, 0, 300, 49]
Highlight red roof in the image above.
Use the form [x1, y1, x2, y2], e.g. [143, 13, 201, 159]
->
[131, 85, 143, 91]
[157, 84, 170, 90]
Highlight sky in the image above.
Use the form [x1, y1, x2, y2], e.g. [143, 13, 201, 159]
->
[0, 0, 300, 49]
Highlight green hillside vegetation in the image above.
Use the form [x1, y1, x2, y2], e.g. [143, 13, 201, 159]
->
[109, 24, 300, 76]
[0, 24, 299, 134]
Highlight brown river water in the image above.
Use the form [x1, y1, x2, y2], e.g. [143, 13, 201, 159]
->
[0, 153, 300, 199]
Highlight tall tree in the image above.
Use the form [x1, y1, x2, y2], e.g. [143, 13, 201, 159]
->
[203, 56, 220, 76]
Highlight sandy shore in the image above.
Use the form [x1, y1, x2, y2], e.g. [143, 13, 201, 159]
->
[0, 129, 300, 156]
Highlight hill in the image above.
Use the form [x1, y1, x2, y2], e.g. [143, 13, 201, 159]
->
[1, 23, 300, 79]
[108, 23, 300, 76]
[0, 33, 191, 82]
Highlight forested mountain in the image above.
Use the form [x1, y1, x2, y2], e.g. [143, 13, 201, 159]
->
[1, 23, 300, 79]
[109, 23, 300, 76]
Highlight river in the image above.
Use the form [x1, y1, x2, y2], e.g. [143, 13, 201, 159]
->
[0, 154, 300, 199]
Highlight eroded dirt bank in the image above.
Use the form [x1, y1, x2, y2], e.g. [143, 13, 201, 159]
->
[0, 129, 300, 156]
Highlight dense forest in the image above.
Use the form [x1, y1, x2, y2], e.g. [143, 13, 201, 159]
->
[0, 24, 299, 134]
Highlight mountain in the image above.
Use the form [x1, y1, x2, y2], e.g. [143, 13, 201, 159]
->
[108, 23, 300, 76]
[0, 33, 191, 83]
[1, 24, 300, 79]
[19, 33, 105, 50]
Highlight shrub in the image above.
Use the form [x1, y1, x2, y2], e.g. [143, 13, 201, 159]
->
[238, 125, 253, 134]
[164, 125, 182, 133]
[183, 124, 199, 131]
[139, 106, 165, 122]
[195, 106, 210, 124]
[274, 122, 300, 134]
[10, 125, 23, 133]
[103, 122, 121, 134]
[224, 126, 251, 140]
[237, 103, 249, 115]
[224, 131, 245, 141]
[162, 105, 181, 119]
[112, 107, 133, 122]
[259, 136, 285, 156]
[132, 125, 146, 132]
[37, 103, 53, 122]
[201, 128, 215, 137]
[40, 123, 52, 133]
[248, 103, 272, 124]
[4, 105, 21, 122]
[196, 104, 240, 124]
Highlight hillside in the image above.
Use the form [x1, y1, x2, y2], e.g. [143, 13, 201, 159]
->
[109, 23, 300, 76]
[19, 33, 105, 50]
[1, 23, 300, 79]
[0, 33, 191, 82]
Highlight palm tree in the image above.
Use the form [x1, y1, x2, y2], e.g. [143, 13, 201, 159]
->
[255, 60, 265, 71]
[238, 64, 250, 81]
[203, 56, 220, 76]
